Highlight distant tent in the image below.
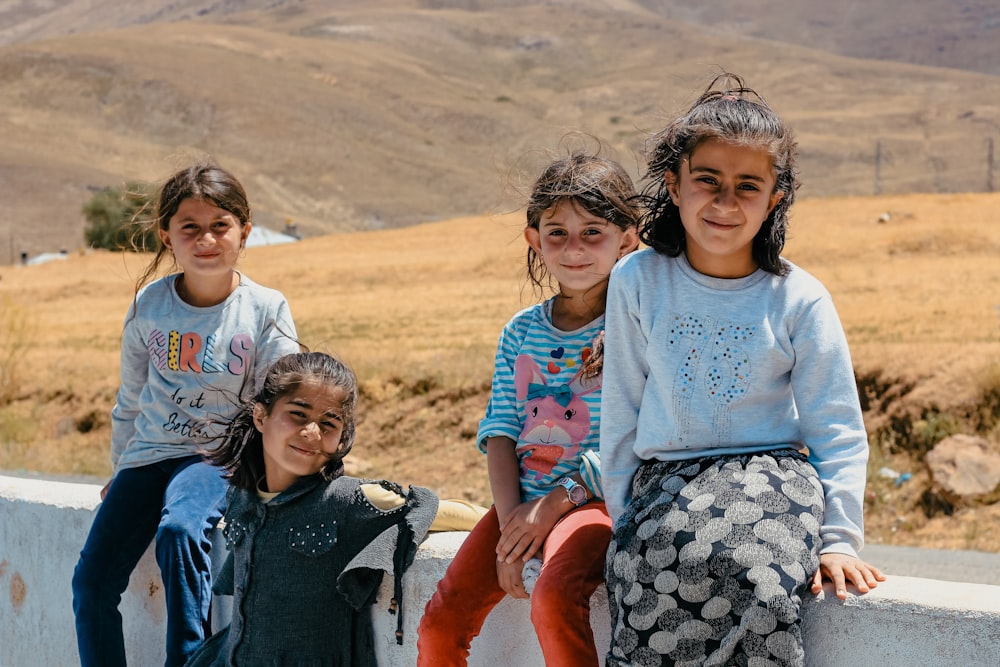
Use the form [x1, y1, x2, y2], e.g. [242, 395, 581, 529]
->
[25, 250, 69, 266]
[245, 226, 299, 247]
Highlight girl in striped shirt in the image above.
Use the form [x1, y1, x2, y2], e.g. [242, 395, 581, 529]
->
[417, 152, 639, 666]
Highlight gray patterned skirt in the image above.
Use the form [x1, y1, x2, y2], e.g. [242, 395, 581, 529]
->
[605, 451, 823, 667]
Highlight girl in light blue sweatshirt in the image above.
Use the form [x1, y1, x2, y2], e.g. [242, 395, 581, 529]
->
[600, 74, 885, 666]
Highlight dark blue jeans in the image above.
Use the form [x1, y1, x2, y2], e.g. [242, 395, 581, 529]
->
[72, 455, 228, 667]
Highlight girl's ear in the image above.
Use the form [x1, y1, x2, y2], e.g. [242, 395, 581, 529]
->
[241, 221, 253, 248]
[524, 226, 542, 256]
[767, 190, 784, 216]
[664, 171, 680, 203]
[618, 227, 640, 258]
[158, 228, 172, 250]
[252, 403, 267, 432]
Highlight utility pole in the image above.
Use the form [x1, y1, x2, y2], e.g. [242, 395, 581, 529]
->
[874, 140, 883, 196]
[988, 137, 995, 193]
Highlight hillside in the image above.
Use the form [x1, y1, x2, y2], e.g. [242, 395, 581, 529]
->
[1, 0, 999, 264]
[1, 191, 999, 551]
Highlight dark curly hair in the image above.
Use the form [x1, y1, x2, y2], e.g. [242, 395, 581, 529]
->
[206, 352, 358, 491]
[639, 73, 799, 275]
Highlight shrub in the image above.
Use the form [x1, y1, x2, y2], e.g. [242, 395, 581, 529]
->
[82, 181, 158, 252]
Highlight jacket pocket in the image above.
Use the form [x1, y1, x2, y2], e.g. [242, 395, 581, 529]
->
[287, 520, 338, 557]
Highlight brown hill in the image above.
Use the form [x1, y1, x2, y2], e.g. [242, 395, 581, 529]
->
[1, 0, 999, 265]
[637, 0, 1000, 77]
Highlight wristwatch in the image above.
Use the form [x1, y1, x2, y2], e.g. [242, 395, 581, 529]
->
[559, 477, 588, 507]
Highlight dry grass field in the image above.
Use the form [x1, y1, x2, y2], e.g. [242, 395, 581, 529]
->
[2, 191, 999, 552]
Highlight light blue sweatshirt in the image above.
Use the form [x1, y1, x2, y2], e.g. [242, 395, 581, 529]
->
[600, 249, 868, 557]
[110, 273, 299, 473]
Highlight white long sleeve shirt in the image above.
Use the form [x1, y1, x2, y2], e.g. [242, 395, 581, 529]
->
[111, 273, 299, 473]
[600, 249, 868, 557]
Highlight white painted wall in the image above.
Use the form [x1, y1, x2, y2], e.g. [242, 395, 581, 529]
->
[2, 475, 999, 666]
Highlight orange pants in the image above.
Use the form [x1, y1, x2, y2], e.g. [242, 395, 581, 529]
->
[416, 502, 611, 667]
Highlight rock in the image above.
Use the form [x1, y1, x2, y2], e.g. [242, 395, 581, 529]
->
[925, 434, 1000, 506]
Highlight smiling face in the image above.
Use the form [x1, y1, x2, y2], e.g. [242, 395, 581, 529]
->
[158, 197, 250, 283]
[524, 198, 638, 299]
[666, 137, 783, 278]
[253, 380, 348, 493]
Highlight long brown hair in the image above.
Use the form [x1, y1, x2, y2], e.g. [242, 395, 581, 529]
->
[639, 73, 799, 275]
[205, 353, 359, 491]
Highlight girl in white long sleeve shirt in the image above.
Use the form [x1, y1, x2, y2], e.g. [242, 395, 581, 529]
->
[600, 74, 884, 667]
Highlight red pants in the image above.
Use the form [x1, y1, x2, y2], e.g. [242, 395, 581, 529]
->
[416, 502, 611, 667]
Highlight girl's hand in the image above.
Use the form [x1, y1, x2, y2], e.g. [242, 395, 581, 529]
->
[496, 558, 530, 599]
[100, 479, 113, 500]
[812, 553, 886, 600]
[496, 494, 563, 564]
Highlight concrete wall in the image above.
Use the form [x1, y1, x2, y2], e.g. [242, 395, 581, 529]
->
[2, 474, 999, 666]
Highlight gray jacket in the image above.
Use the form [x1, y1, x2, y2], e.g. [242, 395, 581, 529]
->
[185, 475, 439, 666]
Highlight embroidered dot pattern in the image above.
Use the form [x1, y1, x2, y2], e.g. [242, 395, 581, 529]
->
[289, 521, 337, 555]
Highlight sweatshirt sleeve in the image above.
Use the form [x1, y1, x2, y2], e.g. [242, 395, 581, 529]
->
[251, 295, 300, 391]
[599, 260, 648, 523]
[790, 295, 868, 557]
[110, 306, 147, 472]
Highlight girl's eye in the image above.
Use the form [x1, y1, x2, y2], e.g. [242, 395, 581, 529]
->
[696, 176, 718, 186]
[738, 183, 761, 192]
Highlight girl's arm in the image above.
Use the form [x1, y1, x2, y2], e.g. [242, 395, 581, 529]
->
[792, 295, 868, 556]
[252, 297, 300, 387]
[495, 473, 592, 566]
[486, 436, 522, 523]
[599, 261, 648, 524]
[486, 436, 531, 599]
[792, 294, 886, 596]
[487, 437, 586, 596]
[109, 305, 148, 473]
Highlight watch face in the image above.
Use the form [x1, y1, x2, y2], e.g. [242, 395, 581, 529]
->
[569, 486, 587, 504]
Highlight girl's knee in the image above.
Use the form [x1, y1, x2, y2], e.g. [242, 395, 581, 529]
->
[71, 557, 96, 600]
[529, 575, 588, 623]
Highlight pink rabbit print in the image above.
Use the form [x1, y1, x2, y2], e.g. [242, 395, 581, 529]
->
[513, 354, 599, 481]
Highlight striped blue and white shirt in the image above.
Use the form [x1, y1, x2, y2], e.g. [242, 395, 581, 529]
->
[477, 298, 604, 501]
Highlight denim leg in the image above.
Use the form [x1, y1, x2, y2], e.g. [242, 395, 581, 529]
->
[155, 457, 228, 667]
[72, 465, 170, 667]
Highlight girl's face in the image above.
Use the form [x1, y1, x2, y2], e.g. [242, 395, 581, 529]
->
[253, 380, 348, 494]
[524, 199, 638, 298]
[666, 137, 783, 278]
[159, 197, 249, 282]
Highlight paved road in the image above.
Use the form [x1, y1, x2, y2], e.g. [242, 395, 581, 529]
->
[860, 544, 1000, 586]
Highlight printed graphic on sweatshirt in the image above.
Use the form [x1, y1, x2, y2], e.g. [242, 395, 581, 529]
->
[514, 353, 599, 483]
[148, 328, 254, 440]
[669, 313, 755, 446]
[149, 328, 252, 375]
